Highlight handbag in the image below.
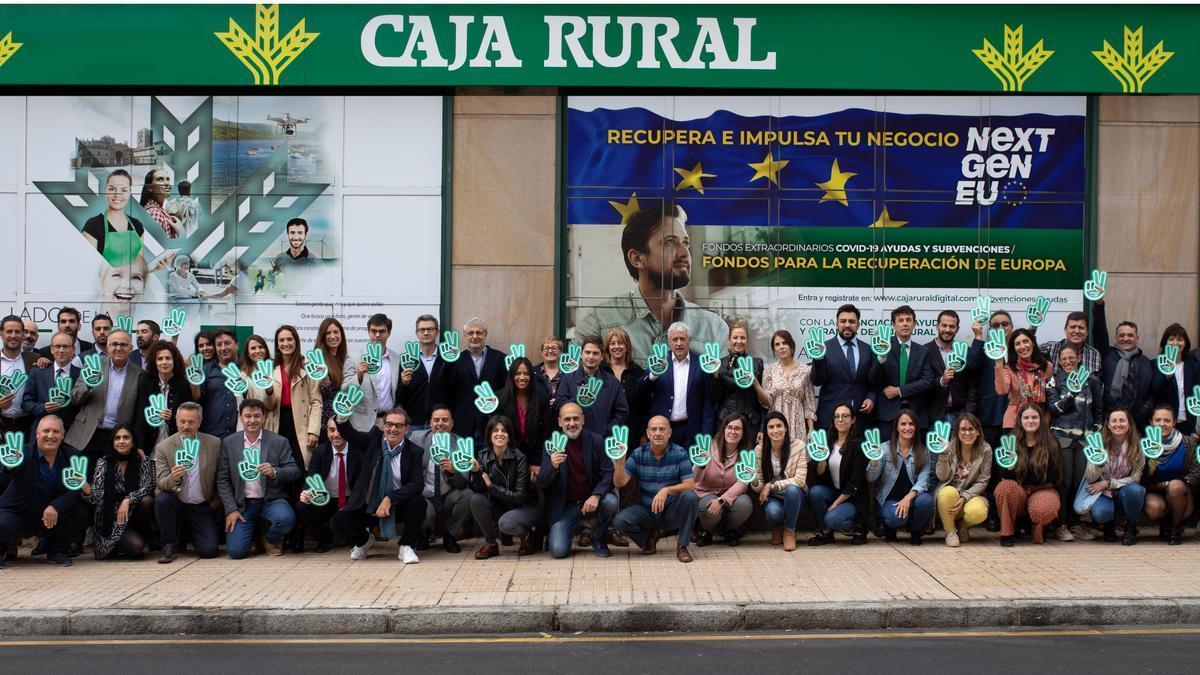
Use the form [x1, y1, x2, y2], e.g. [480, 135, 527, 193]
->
[1073, 477, 1101, 515]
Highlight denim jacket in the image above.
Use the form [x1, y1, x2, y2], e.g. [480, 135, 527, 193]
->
[866, 441, 933, 506]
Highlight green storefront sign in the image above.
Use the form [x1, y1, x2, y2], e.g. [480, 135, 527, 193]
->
[0, 4, 1195, 92]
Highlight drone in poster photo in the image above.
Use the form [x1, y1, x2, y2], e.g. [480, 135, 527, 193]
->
[268, 113, 309, 136]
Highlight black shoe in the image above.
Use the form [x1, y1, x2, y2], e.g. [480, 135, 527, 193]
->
[314, 541, 332, 554]
[500, 534, 514, 547]
[443, 534, 461, 554]
[985, 517, 1001, 533]
[884, 527, 898, 542]
[414, 537, 430, 552]
[873, 523, 887, 538]
[3, 545, 16, 562]
[808, 529, 835, 547]
[1000, 536, 1015, 547]
[851, 526, 868, 545]
[66, 542, 82, 558]
[47, 552, 72, 566]
[31, 537, 46, 557]
[593, 543, 612, 558]
[1102, 522, 1117, 542]
[910, 533, 923, 546]
[1168, 527, 1183, 546]
[724, 532, 742, 547]
[695, 531, 713, 547]
[1122, 520, 1137, 546]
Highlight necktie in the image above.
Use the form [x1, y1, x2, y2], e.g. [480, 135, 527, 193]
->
[899, 344, 909, 386]
[336, 451, 347, 509]
[844, 341, 856, 377]
[57, 368, 65, 380]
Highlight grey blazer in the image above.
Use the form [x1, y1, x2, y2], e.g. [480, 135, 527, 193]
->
[215, 429, 301, 514]
[153, 431, 223, 509]
[341, 346, 402, 432]
[65, 356, 148, 449]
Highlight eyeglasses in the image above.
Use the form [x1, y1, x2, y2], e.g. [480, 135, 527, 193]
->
[50, 344, 72, 350]
[991, 320, 1012, 328]
[383, 421, 408, 429]
[108, 342, 131, 349]
[416, 327, 436, 333]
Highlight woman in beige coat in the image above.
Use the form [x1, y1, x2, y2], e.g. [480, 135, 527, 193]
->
[751, 411, 808, 551]
[935, 413, 992, 547]
[265, 325, 322, 467]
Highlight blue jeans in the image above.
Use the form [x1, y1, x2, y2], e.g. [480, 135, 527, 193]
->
[612, 491, 699, 550]
[226, 498, 296, 559]
[808, 484, 858, 530]
[763, 485, 806, 531]
[547, 493, 619, 558]
[881, 492, 936, 533]
[1090, 484, 1146, 524]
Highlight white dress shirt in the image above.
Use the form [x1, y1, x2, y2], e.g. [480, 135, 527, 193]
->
[372, 351, 393, 412]
[242, 431, 264, 499]
[100, 361, 129, 429]
[0, 351, 26, 416]
[670, 354, 690, 422]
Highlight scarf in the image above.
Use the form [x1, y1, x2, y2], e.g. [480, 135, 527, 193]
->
[373, 439, 403, 538]
[100, 452, 142, 536]
[1015, 358, 1046, 405]
[1111, 347, 1142, 400]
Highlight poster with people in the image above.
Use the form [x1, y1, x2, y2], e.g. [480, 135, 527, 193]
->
[566, 96, 1087, 361]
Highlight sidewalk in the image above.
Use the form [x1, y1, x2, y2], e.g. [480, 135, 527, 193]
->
[2, 531, 1200, 635]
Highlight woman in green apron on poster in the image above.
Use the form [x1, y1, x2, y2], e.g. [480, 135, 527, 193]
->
[81, 169, 146, 268]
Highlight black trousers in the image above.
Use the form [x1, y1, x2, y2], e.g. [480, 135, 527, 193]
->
[154, 492, 220, 557]
[297, 501, 339, 544]
[0, 502, 89, 555]
[330, 494, 425, 547]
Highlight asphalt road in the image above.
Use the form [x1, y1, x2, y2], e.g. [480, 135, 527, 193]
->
[2, 626, 1197, 673]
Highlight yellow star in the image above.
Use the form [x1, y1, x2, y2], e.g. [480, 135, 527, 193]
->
[748, 152, 789, 186]
[673, 162, 716, 194]
[868, 205, 908, 229]
[608, 193, 641, 225]
[816, 159, 857, 206]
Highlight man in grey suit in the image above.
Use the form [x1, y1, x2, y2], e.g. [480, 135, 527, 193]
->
[153, 402, 223, 563]
[343, 313, 402, 432]
[406, 404, 473, 553]
[216, 398, 301, 558]
[64, 329, 149, 464]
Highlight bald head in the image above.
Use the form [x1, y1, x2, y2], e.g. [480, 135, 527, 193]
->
[107, 330, 132, 366]
[558, 402, 584, 439]
[36, 415, 64, 453]
[646, 415, 671, 452]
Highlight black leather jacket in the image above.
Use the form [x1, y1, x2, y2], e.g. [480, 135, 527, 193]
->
[471, 446, 530, 507]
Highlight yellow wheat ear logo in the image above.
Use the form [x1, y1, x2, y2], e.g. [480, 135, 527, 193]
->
[0, 32, 23, 69]
[215, 4, 318, 85]
[973, 24, 1053, 92]
[1093, 26, 1173, 93]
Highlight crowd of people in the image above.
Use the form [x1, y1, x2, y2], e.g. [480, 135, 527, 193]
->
[0, 297, 1196, 568]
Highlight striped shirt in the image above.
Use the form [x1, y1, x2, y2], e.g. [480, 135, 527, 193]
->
[624, 443, 692, 507]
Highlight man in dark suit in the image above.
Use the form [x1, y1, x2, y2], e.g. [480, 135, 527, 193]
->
[63, 330, 150, 465]
[407, 405, 473, 553]
[297, 417, 364, 552]
[332, 406, 426, 563]
[638, 322, 714, 447]
[216, 399, 301, 559]
[541, 402, 618, 558]
[1092, 300, 1156, 427]
[397, 314, 446, 431]
[129, 319, 161, 369]
[555, 335, 629, 437]
[924, 310, 981, 427]
[811, 304, 877, 430]
[37, 307, 92, 363]
[869, 305, 935, 440]
[0, 416, 89, 566]
[22, 331, 82, 432]
[153, 402, 222, 562]
[2, 315, 42, 437]
[440, 318, 507, 440]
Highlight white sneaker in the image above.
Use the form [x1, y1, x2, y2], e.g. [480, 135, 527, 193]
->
[1055, 525, 1074, 542]
[944, 530, 960, 548]
[398, 545, 419, 564]
[350, 534, 375, 560]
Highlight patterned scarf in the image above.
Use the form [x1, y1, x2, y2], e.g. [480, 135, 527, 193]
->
[373, 439, 403, 538]
[1016, 358, 1046, 405]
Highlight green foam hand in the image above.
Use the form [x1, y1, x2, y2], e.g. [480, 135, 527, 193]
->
[545, 431, 568, 456]
[646, 343, 669, 377]
[80, 353, 105, 388]
[175, 437, 199, 471]
[251, 359, 274, 389]
[870, 325, 893, 357]
[994, 436, 1018, 470]
[49, 375, 72, 406]
[473, 382, 499, 414]
[306, 474, 331, 506]
[984, 328, 1007, 361]
[576, 375, 602, 408]
[303, 348, 328, 382]
[970, 295, 992, 325]
[1025, 296, 1051, 328]
[1157, 345, 1180, 376]
[238, 447, 262, 481]
[0, 371, 25, 397]
[1083, 431, 1108, 466]
[0, 431, 24, 469]
[452, 437, 475, 474]
[185, 353, 205, 386]
[732, 355, 755, 389]
[1066, 366, 1090, 394]
[699, 342, 721, 374]
[559, 343, 580, 374]
[143, 392, 168, 428]
[439, 331, 461, 363]
[805, 327, 827, 360]
[505, 343, 525, 370]
[1140, 425, 1164, 459]
[926, 419, 951, 454]
[115, 314, 134, 334]
[1187, 385, 1200, 418]
[400, 341, 420, 371]
[332, 385, 364, 418]
[806, 429, 830, 462]
[734, 448, 757, 483]
[221, 362, 248, 395]
[61, 455, 88, 490]
[162, 308, 186, 338]
[430, 432, 452, 462]
[1083, 269, 1107, 302]
[689, 434, 712, 467]
[604, 425, 629, 460]
[861, 428, 884, 461]
[362, 343, 382, 375]
[946, 341, 969, 371]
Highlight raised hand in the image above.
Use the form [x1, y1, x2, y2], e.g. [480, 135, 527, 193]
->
[439, 331, 461, 363]
[645, 343, 668, 376]
[699, 342, 721, 374]
[689, 434, 712, 467]
[1065, 365, 1090, 394]
[115, 314, 134, 334]
[805, 327, 827, 360]
[926, 419, 951, 454]
[505, 343, 525, 370]
[221, 362, 248, 395]
[984, 328, 1007, 361]
[238, 447, 262, 481]
[970, 295, 992, 325]
[251, 359, 275, 389]
[994, 435, 1018, 470]
[473, 382, 499, 414]
[870, 325, 893, 358]
[361, 343, 383, 375]
[162, 308, 186, 338]
[305, 475, 331, 506]
[0, 431, 25, 469]
[861, 428, 883, 461]
[732, 355, 755, 389]
[61, 455, 88, 490]
[186, 353, 206, 386]
[1083, 269, 1107, 302]
[80, 354, 105, 388]
[558, 343, 581, 374]
[49, 375, 72, 406]
[400, 341, 420, 371]
[604, 425, 629, 461]
[544, 431, 568, 456]
[1140, 425, 1164, 459]
[1025, 296, 1051, 328]
[1157, 345, 1180, 376]
[734, 449, 757, 483]
[576, 376, 602, 408]
[806, 429, 829, 462]
[1186, 385, 1200, 418]
[143, 393, 168, 428]
[1082, 431, 1108, 466]
[451, 437, 475, 474]
[430, 432, 452, 462]
[175, 437, 200, 470]
[332, 385, 364, 418]
[303, 348, 328, 382]
[946, 341, 969, 372]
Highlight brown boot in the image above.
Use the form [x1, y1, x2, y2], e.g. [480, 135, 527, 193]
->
[770, 528, 784, 546]
[641, 529, 660, 555]
[517, 534, 536, 556]
[675, 545, 694, 563]
[782, 530, 797, 552]
[606, 531, 630, 547]
[474, 543, 499, 560]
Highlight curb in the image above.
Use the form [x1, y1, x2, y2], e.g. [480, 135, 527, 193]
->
[0, 598, 1196, 636]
